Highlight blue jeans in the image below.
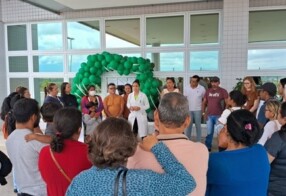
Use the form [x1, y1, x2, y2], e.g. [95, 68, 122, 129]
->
[185, 111, 202, 141]
[205, 115, 219, 150]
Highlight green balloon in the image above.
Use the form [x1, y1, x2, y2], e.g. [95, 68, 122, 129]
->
[150, 88, 157, 95]
[96, 69, 103, 76]
[95, 77, 101, 84]
[123, 69, 130, 75]
[94, 61, 101, 68]
[139, 64, 147, 72]
[84, 72, 90, 78]
[87, 55, 95, 62]
[132, 65, 139, 72]
[101, 60, 107, 67]
[138, 57, 146, 64]
[114, 54, 122, 62]
[89, 75, 96, 83]
[140, 73, 147, 81]
[124, 61, 132, 69]
[97, 54, 104, 61]
[78, 68, 85, 74]
[109, 61, 118, 69]
[152, 80, 160, 88]
[81, 62, 87, 69]
[117, 69, 124, 75]
[84, 65, 90, 72]
[144, 82, 151, 89]
[131, 57, 138, 64]
[73, 77, 80, 84]
[82, 78, 90, 85]
[76, 73, 83, 80]
[90, 67, 97, 74]
[143, 88, 150, 96]
[105, 54, 113, 62]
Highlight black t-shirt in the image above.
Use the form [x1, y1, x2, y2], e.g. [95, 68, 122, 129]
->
[265, 131, 286, 195]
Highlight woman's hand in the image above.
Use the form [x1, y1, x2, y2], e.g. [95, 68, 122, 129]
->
[139, 135, 158, 151]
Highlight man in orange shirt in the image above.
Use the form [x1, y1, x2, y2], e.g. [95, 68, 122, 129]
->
[127, 92, 209, 196]
[103, 83, 124, 118]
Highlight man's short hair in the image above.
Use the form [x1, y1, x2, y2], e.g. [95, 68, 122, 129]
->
[158, 92, 189, 128]
[191, 75, 200, 82]
[13, 98, 39, 123]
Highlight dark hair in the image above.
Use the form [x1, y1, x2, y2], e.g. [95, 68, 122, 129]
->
[18, 87, 28, 97]
[61, 82, 69, 96]
[13, 98, 39, 123]
[191, 75, 200, 82]
[50, 108, 82, 153]
[108, 83, 116, 88]
[166, 77, 177, 88]
[88, 117, 137, 169]
[86, 101, 98, 109]
[132, 80, 140, 86]
[158, 92, 189, 128]
[229, 90, 247, 107]
[280, 102, 286, 133]
[226, 109, 261, 146]
[280, 78, 286, 88]
[40, 102, 62, 122]
[44, 83, 56, 97]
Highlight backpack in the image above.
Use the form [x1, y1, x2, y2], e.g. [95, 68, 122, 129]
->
[0, 92, 18, 121]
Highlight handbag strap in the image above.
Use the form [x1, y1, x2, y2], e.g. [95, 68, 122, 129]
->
[113, 168, 128, 196]
[49, 148, 71, 183]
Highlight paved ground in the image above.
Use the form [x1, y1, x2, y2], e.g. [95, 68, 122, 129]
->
[0, 122, 217, 196]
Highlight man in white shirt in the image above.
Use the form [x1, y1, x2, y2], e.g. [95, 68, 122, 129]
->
[6, 98, 47, 196]
[184, 75, 206, 141]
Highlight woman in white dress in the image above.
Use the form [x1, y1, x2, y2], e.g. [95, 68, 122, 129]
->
[127, 80, 150, 139]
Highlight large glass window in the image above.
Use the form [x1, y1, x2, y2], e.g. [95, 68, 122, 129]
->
[33, 55, 64, 72]
[105, 18, 140, 48]
[190, 14, 219, 44]
[249, 10, 286, 43]
[7, 25, 27, 51]
[248, 49, 286, 70]
[67, 21, 100, 49]
[146, 52, 184, 71]
[9, 56, 28, 72]
[146, 16, 184, 47]
[34, 78, 63, 105]
[9, 78, 29, 92]
[31, 23, 63, 50]
[190, 51, 219, 71]
[68, 54, 88, 72]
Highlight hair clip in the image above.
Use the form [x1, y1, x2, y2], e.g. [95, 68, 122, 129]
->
[244, 123, 252, 131]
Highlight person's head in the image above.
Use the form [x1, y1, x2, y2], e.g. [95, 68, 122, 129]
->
[44, 83, 58, 97]
[61, 82, 71, 96]
[15, 86, 22, 93]
[260, 82, 277, 100]
[132, 80, 140, 93]
[278, 78, 286, 96]
[86, 101, 98, 112]
[13, 98, 40, 129]
[87, 85, 96, 97]
[226, 109, 261, 147]
[124, 83, 132, 95]
[190, 75, 200, 88]
[228, 90, 246, 107]
[40, 102, 62, 123]
[241, 76, 256, 93]
[265, 100, 280, 121]
[50, 108, 82, 153]
[278, 102, 286, 128]
[18, 87, 30, 98]
[156, 92, 190, 132]
[210, 76, 220, 89]
[88, 117, 137, 169]
[107, 83, 116, 95]
[166, 77, 176, 90]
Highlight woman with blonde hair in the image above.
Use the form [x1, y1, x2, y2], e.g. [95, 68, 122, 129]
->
[258, 100, 281, 145]
[241, 76, 259, 113]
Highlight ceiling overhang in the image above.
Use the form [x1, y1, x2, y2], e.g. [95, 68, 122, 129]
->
[54, 0, 207, 10]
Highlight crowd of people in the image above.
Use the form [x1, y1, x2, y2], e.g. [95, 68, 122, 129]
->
[0, 76, 286, 195]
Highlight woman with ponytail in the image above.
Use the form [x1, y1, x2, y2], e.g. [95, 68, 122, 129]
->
[207, 109, 270, 196]
[38, 108, 92, 196]
[265, 102, 286, 195]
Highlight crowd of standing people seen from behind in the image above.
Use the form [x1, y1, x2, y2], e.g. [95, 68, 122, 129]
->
[1, 76, 286, 196]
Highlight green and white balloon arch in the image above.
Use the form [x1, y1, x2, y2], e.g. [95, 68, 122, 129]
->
[71, 51, 161, 110]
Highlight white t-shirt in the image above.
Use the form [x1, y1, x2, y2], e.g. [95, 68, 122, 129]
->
[218, 107, 242, 125]
[6, 129, 47, 196]
[184, 84, 206, 111]
[258, 120, 281, 145]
